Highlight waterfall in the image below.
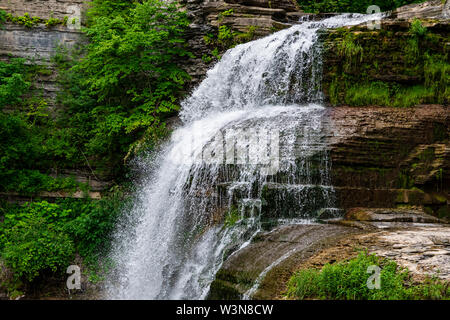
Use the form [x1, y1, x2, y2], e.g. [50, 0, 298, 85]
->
[106, 13, 382, 300]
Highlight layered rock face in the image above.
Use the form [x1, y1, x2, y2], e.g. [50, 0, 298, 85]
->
[183, 0, 300, 35]
[0, 0, 87, 107]
[0, 0, 89, 20]
[321, 1, 449, 218]
[0, 0, 87, 60]
[180, 0, 302, 87]
[0, 0, 303, 104]
[329, 105, 449, 218]
[0, 24, 83, 107]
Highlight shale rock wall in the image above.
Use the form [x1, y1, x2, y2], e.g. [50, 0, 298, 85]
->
[329, 105, 449, 219]
[180, 0, 302, 87]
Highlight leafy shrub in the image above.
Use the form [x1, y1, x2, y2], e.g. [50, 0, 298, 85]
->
[0, 201, 75, 281]
[410, 18, 428, 37]
[0, 9, 6, 25]
[0, 109, 84, 194]
[0, 192, 127, 283]
[54, 0, 191, 173]
[286, 251, 450, 300]
[61, 192, 127, 261]
[0, 58, 30, 108]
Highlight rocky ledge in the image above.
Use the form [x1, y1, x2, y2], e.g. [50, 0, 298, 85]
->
[209, 218, 450, 299]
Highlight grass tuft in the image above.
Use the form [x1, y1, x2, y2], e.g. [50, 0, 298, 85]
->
[286, 251, 450, 300]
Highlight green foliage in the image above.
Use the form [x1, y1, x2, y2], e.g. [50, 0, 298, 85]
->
[0, 58, 30, 108]
[0, 57, 92, 194]
[342, 82, 435, 107]
[4, 12, 68, 28]
[424, 53, 449, 104]
[45, 16, 68, 28]
[410, 18, 428, 37]
[405, 19, 427, 63]
[86, 0, 137, 22]
[336, 32, 363, 71]
[0, 9, 6, 26]
[0, 201, 75, 281]
[218, 25, 234, 44]
[203, 25, 257, 62]
[1, 170, 81, 194]
[326, 24, 449, 107]
[61, 190, 128, 260]
[1, 0, 193, 188]
[224, 207, 241, 228]
[344, 82, 390, 106]
[286, 251, 450, 300]
[296, 0, 426, 13]
[218, 9, 234, 21]
[397, 170, 414, 189]
[54, 0, 191, 172]
[202, 54, 213, 63]
[0, 190, 128, 283]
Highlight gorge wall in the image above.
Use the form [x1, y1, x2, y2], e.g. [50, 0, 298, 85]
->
[0, 0, 448, 301]
[0, 0, 448, 217]
[323, 1, 449, 219]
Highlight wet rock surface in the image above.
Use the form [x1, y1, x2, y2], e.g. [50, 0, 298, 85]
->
[208, 223, 359, 299]
[210, 221, 450, 300]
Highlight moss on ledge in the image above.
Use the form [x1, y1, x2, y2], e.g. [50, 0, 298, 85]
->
[323, 19, 449, 107]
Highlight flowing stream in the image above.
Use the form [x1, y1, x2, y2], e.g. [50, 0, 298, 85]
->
[106, 13, 382, 300]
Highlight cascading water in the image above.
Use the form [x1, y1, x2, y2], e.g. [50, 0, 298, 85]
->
[106, 13, 382, 300]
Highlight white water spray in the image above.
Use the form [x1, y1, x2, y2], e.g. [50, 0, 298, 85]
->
[106, 13, 383, 300]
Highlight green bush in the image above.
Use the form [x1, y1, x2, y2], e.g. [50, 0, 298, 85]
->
[53, 0, 191, 174]
[61, 192, 127, 260]
[0, 110, 84, 193]
[410, 18, 428, 37]
[0, 1, 194, 185]
[0, 58, 30, 108]
[0, 9, 6, 25]
[0, 58, 86, 193]
[286, 251, 450, 300]
[0, 201, 75, 281]
[0, 192, 127, 282]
